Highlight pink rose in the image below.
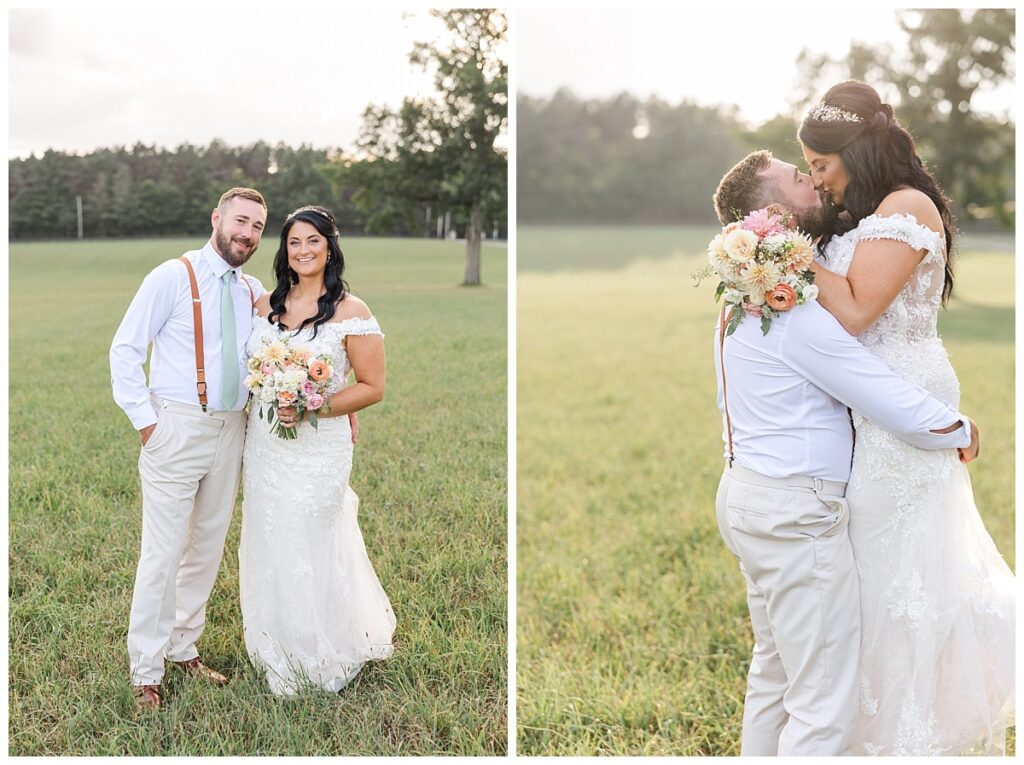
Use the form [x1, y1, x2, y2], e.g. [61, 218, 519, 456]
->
[306, 392, 325, 410]
[261, 363, 272, 376]
[742, 301, 763, 318]
[301, 381, 316, 397]
[766, 283, 797, 312]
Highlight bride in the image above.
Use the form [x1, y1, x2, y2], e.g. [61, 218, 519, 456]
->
[799, 81, 1014, 754]
[239, 204, 395, 695]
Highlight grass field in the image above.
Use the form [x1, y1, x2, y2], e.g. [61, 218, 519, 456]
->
[9, 236, 507, 755]
[516, 224, 1015, 756]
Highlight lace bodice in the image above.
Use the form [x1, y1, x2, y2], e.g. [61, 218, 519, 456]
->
[819, 213, 958, 409]
[821, 213, 945, 344]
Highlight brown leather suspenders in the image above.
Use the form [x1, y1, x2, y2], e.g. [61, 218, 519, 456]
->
[177, 256, 256, 412]
[719, 304, 734, 467]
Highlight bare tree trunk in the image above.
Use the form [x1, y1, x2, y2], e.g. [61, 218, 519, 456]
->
[463, 200, 482, 286]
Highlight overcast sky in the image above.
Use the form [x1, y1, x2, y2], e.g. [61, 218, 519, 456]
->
[517, 7, 1015, 126]
[9, 8, 446, 158]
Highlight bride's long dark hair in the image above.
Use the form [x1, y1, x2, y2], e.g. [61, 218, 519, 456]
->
[799, 80, 956, 304]
[268, 205, 349, 338]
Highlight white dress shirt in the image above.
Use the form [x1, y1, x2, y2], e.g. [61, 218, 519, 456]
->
[110, 242, 266, 430]
[714, 301, 970, 482]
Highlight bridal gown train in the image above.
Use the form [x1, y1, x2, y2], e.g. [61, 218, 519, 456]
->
[821, 213, 1014, 755]
[239, 314, 395, 696]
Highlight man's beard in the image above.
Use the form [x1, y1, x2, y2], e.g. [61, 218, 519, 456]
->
[792, 200, 840, 240]
[214, 225, 257, 267]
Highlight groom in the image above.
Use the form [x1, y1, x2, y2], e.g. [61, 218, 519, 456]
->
[709, 151, 980, 755]
[110, 187, 268, 709]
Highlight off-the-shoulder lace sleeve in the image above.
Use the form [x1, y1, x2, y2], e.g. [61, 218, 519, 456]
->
[333, 315, 384, 338]
[855, 212, 945, 265]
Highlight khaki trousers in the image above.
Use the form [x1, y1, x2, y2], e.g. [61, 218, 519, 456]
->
[127, 397, 246, 685]
[715, 463, 860, 756]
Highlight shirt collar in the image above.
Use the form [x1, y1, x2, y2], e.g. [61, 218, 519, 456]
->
[202, 240, 236, 281]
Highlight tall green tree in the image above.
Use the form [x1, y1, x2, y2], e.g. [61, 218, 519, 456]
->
[330, 9, 508, 285]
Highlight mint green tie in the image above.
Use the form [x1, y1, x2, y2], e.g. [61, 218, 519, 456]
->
[220, 270, 238, 410]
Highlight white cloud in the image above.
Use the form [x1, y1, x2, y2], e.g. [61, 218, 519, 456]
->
[9, 8, 444, 157]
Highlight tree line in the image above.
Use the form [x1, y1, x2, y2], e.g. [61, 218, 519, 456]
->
[9, 137, 507, 243]
[520, 9, 1014, 228]
[11, 142, 350, 240]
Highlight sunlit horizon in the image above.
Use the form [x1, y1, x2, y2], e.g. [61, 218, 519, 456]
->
[518, 8, 1015, 127]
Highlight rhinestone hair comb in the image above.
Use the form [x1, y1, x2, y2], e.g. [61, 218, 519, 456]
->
[807, 103, 863, 124]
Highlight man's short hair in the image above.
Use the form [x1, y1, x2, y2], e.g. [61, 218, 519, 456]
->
[218, 187, 267, 211]
[713, 150, 774, 225]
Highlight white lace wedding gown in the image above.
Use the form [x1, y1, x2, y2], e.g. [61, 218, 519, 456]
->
[239, 315, 395, 696]
[821, 213, 1015, 755]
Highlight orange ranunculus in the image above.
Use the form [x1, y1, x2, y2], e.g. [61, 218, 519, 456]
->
[766, 283, 798, 312]
[308, 359, 331, 382]
[277, 390, 298, 405]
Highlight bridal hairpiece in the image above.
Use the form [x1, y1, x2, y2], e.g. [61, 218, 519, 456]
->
[287, 205, 340, 234]
[287, 205, 335, 223]
[807, 103, 863, 124]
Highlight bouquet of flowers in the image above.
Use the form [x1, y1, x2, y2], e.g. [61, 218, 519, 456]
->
[694, 207, 819, 336]
[244, 336, 337, 439]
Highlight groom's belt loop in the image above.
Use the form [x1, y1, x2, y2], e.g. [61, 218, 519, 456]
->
[727, 463, 847, 497]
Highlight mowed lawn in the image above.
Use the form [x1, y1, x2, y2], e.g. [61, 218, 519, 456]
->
[516, 224, 1014, 756]
[9, 236, 508, 755]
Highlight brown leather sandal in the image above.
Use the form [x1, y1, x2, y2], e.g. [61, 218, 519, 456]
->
[173, 657, 228, 686]
[133, 684, 161, 710]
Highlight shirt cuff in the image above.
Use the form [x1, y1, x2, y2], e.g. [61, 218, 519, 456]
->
[953, 415, 971, 449]
[126, 402, 158, 431]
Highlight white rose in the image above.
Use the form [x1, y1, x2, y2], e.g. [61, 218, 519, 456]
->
[763, 233, 788, 251]
[724, 228, 759, 262]
[748, 291, 766, 306]
[723, 288, 744, 304]
[707, 234, 731, 267]
[802, 284, 819, 301]
[260, 386, 277, 404]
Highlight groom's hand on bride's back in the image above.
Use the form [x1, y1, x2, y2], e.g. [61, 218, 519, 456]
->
[959, 417, 980, 464]
[349, 412, 359, 443]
